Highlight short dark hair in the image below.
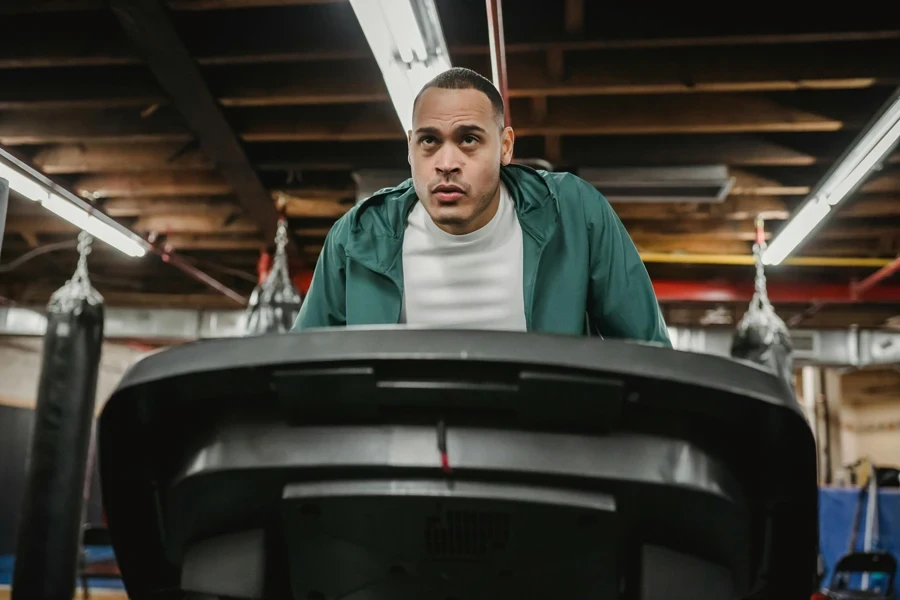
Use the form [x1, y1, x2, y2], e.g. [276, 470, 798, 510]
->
[412, 67, 505, 129]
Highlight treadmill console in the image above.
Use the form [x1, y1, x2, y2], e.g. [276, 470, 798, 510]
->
[99, 328, 817, 600]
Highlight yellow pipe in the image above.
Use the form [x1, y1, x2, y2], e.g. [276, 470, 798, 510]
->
[639, 252, 892, 268]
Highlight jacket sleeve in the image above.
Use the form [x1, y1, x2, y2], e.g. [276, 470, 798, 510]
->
[577, 177, 672, 347]
[291, 221, 348, 331]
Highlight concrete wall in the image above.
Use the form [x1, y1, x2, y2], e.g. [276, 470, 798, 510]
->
[841, 402, 900, 470]
[0, 336, 152, 413]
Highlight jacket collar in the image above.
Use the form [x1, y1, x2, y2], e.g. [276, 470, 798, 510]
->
[345, 163, 560, 274]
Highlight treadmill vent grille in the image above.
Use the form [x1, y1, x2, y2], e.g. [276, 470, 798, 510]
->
[425, 510, 509, 558]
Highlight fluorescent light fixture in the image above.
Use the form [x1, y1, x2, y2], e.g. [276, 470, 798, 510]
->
[0, 155, 148, 258]
[763, 89, 900, 265]
[761, 198, 831, 266]
[349, 0, 451, 132]
[0, 161, 50, 203]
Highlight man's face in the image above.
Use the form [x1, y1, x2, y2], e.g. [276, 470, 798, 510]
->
[409, 87, 515, 235]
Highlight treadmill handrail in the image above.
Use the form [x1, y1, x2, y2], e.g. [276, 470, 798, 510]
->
[109, 327, 794, 410]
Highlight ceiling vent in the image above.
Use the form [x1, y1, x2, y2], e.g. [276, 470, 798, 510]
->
[579, 165, 735, 203]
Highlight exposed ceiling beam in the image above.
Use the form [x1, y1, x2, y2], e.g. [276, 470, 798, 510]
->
[73, 172, 232, 198]
[6, 43, 898, 111]
[167, 0, 344, 8]
[0, 0, 341, 14]
[159, 235, 266, 251]
[58, 167, 894, 203]
[132, 213, 259, 234]
[0, 95, 848, 145]
[38, 137, 878, 174]
[240, 95, 848, 142]
[0, 108, 191, 145]
[3, 29, 898, 69]
[109, 0, 288, 249]
[101, 196, 240, 217]
[32, 142, 213, 174]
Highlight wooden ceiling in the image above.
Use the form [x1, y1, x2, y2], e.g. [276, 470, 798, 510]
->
[1, 0, 899, 328]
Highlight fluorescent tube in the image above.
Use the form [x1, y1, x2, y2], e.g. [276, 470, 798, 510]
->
[0, 158, 148, 258]
[350, 0, 451, 132]
[762, 90, 900, 265]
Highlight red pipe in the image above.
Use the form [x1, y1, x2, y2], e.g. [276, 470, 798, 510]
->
[485, 0, 511, 126]
[851, 254, 900, 299]
[156, 246, 247, 305]
[654, 280, 900, 304]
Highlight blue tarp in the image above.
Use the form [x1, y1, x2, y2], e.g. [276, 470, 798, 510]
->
[819, 486, 900, 589]
[0, 546, 124, 589]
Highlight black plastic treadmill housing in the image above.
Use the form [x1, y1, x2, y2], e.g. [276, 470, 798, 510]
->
[98, 328, 818, 600]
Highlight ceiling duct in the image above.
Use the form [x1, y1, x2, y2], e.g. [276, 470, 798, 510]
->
[579, 165, 735, 203]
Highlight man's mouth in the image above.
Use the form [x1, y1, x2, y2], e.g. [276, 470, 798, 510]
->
[432, 185, 464, 203]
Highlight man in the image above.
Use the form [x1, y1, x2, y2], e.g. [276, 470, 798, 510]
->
[292, 67, 671, 345]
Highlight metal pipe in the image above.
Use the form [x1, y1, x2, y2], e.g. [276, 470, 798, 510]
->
[157, 246, 247, 305]
[638, 252, 892, 268]
[852, 254, 900, 298]
[485, 0, 510, 126]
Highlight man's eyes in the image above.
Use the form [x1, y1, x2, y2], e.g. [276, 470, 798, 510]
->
[418, 135, 479, 146]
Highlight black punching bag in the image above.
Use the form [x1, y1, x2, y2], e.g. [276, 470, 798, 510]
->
[13, 232, 104, 600]
[243, 218, 303, 335]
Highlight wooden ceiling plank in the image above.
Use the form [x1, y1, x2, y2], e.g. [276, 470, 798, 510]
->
[109, 0, 286, 247]
[238, 94, 846, 142]
[160, 234, 266, 251]
[0, 95, 851, 145]
[14, 44, 893, 112]
[0, 109, 192, 145]
[101, 196, 239, 217]
[167, 0, 344, 8]
[132, 213, 259, 234]
[0, 0, 340, 13]
[74, 172, 232, 198]
[33, 142, 214, 174]
[3, 28, 896, 70]
[30, 136, 848, 173]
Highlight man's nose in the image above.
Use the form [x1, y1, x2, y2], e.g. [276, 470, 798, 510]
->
[434, 145, 463, 175]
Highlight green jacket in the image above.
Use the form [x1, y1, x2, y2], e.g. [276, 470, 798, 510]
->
[292, 164, 671, 346]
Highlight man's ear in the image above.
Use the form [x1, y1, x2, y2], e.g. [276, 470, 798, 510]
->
[407, 130, 413, 165]
[500, 126, 515, 166]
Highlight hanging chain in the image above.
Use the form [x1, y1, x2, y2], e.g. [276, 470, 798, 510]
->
[74, 231, 93, 283]
[751, 215, 771, 309]
[274, 217, 288, 260]
[48, 230, 103, 310]
[256, 217, 300, 300]
[740, 215, 789, 336]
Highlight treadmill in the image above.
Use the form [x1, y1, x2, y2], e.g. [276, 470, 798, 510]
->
[98, 328, 818, 600]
